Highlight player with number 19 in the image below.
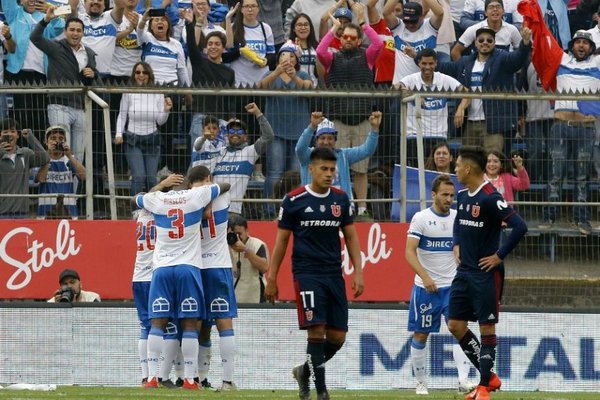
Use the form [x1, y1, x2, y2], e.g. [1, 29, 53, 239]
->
[266, 147, 364, 400]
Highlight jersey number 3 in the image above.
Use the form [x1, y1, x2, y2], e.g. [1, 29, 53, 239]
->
[167, 208, 185, 239]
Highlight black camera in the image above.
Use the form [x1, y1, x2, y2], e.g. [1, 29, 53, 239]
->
[58, 285, 75, 302]
[149, 8, 166, 17]
[0, 135, 11, 144]
[227, 232, 239, 246]
[55, 142, 64, 151]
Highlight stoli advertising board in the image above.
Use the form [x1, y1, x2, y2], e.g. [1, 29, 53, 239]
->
[0, 220, 413, 301]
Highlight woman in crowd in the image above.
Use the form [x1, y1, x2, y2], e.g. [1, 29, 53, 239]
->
[484, 150, 530, 202]
[115, 62, 172, 196]
[287, 13, 319, 87]
[424, 141, 455, 174]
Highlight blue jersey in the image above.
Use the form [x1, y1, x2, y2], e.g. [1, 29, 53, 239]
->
[453, 181, 516, 271]
[278, 185, 353, 276]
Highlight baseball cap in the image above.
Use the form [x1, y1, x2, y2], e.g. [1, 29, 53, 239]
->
[333, 7, 353, 21]
[484, 0, 504, 9]
[475, 27, 496, 39]
[226, 118, 247, 132]
[59, 268, 80, 284]
[402, 3, 423, 23]
[315, 118, 337, 137]
[569, 30, 596, 53]
[278, 40, 302, 58]
[45, 124, 69, 139]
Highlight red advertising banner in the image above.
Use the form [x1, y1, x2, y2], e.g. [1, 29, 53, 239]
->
[0, 220, 414, 301]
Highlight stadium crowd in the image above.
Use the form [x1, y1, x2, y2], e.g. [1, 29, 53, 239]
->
[0, 0, 599, 233]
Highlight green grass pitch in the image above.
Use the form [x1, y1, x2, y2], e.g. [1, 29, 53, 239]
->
[0, 387, 597, 400]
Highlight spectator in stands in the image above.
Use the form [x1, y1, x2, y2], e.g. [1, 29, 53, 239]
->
[111, 0, 142, 84]
[115, 62, 173, 196]
[538, 0, 571, 50]
[48, 268, 100, 302]
[438, 26, 531, 153]
[258, 0, 286, 52]
[295, 111, 381, 214]
[31, 11, 98, 163]
[182, 0, 226, 50]
[136, 0, 180, 29]
[284, 0, 338, 40]
[484, 150, 530, 202]
[317, 4, 383, 221]
[288, 13, 320, 86]
[228, 214, 269, 303]
[3, 0, 73, 135]
[0, 22, 16, 119]
[460, 0, 523, 31]
[452, 0, 522, 60]
[318, 2, 354, 44]
[198, 103, 274, 215]
[36, 125, 86, 219]
[191, 115, 227, 171]
[396, 48, 467, 167]
[259, 41, 313, 218]
[0, 118, 49, 219]
[425, 141, 455, 173]
[368, 0, 396, 86]
[537, 30, 598, 235]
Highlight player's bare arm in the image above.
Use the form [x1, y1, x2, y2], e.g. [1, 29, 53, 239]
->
[149, 173, 185, 192]
[478, 252, 503, 272]
[406, 237, 438, 292]
[453, 244, 460, 265]
[342, 224, 364, 298]
[265, 228, 292, 303]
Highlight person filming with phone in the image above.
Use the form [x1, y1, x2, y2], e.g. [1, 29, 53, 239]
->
[48, 268, 101, 303]
[227, 215, 269, 303]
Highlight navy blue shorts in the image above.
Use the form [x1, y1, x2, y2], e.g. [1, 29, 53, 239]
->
[448, 267, 504, 324]
[293, 274, 348, 331]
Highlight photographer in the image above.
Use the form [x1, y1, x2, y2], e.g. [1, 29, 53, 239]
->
[227, 215, 269, 303]
[36, 125, 86, 219]
[48, 268, 100, 303]
[0, 118, 50, 219]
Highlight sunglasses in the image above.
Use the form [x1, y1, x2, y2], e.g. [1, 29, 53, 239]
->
[341, 34, 358, 41]
[135, 70, 149, 75]
[477, 37, 494, 44]
[227, 128, 245, 135]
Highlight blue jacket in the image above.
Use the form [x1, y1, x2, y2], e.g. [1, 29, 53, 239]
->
[295, 126, 378, 198]
[4, 0, 65, 74]
[438, 41, 531, 134]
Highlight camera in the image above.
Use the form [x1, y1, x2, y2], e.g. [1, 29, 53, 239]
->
[0, 135, 11, 144]
[58, 285, 75, 303]
[55, 142, 64, 151]
[227, 232, 239, 246]
[149, 8, 166, 17]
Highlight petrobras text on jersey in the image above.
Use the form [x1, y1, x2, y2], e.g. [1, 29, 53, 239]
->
[299, 220, 341, 227]
[459, 218, 484, 228]
[340, 222, 392, 274]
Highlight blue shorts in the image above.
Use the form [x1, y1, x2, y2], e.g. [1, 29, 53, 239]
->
[407, 285, 451, 333]
[200, 268, 238, 323]
[132, 281, 151, 338]
[449, 268, 504, 324]
[293, 274, 348, 331]
[149, 265, 205, 320]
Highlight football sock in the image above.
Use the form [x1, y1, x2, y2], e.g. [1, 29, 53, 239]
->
[410, 337, 427, 384]
[453, 342, 472, 383]
[323, 340, 343, 362]
[181, 330, 200, 381]
[174, 348, 184, 380]
[147, 327, 164, 378]
[197, 339, 211, 382]
[219, 329, 236, 383]
[358, 207, 367, 215]
[138, 339, 148, 380]
[307, 338, 326, 394]
[480, 334, 497, 386]
[159, 338, 180, 380]
[459, 329, 481, 371]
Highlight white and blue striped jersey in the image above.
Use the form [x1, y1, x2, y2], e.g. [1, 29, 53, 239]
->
[468, 60, 485, 120]
[37, 156, 78, 218]
[399, 71, 462, 138]
[392, 18, 438, 80]
[229, 22, 275, 87]
[407, 207, 457, 288]
[555, 53, 600, 112]
[462, 0, 523, 27]
[212, 145, 260, 214]
[111, 12, 143, 77]
[133, 209, 155, 282]
[135, 184, 221, 269]
[200, 192, 232, 269]
[458, 20, 521, 52]
[137, 26, 188, 85]
[81, 11, 119, 75]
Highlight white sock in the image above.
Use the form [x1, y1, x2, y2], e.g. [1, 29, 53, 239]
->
[174, 348, 184, 380]
[159, 339, 180, 381]
[181, 331, 199, 381]
[453, 343, 472, 383]
[147, 328, 164, 379]
[411, 338, 427, 384]
[197, 340, 211, 381]
[219, 330, 236, 383]
[138, 339, 148, 380]
[358, 207, 367, 215]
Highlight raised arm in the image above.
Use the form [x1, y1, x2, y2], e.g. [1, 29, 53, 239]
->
[382, 0, 401, 29]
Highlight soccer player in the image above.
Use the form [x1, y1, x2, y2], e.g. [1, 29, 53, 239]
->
[133, 165, 230, 390]
[265, 147, 365, 400]
[196, 182, 238, 391]
[405, 174, 475, 395]
[449, 146, 527, 400]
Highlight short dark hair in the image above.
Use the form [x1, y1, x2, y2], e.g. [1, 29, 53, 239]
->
[205, 31, 227, 47]
[203, 115, 219, 127]
[65, 17, 84, 30]
[228, 214, 248, 230]
[431, 174, 454, 193]
[344, 23, 363, 39]
[458, 145, 487, 172]
[187, 165, 211, 185]
[416, 48, 437, 63]
[310, 147, 337, 163]
[0, 118, 20, 131]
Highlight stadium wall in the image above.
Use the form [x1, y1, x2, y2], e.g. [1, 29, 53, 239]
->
[0, 304, 598, 392]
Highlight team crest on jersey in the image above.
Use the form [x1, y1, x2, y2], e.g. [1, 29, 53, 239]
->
[320, 205, 326, 213]
[471, 205, 480, 218]
[441, 222, 448, 231]
[331, 204, 341, 217]
[305, 310, 313, 321]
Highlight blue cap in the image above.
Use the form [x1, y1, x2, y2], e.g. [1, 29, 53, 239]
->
[333, 7, 353, 21]
[316, 119, 337, 137]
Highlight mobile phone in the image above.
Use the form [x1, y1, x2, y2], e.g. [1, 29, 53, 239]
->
[149, 8, 166, 17]
[54, 4, 72, 16]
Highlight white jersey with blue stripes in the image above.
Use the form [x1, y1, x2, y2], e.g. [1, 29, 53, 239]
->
[200, 191, 232, 269]
[135, 184, 221, 269]
[407, 207, 457, 288]
[212, 145, 260, 214]
[81, 11, 119, 75]
[555, 53, 600, 112]
[133, 208, 155, 282]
